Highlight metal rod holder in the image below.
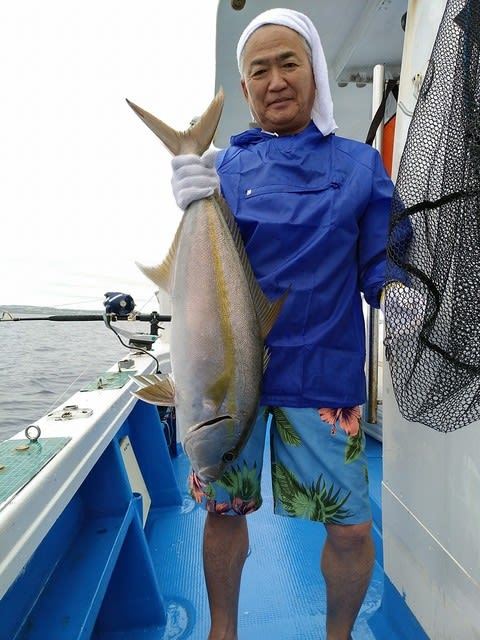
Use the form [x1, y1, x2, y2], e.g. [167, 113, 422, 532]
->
[366, 63, 385, 425]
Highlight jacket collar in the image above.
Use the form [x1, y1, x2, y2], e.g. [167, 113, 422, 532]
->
[230, 120, 322, 148]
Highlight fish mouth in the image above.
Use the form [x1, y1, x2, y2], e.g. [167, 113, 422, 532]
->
[188, 415, 233, 433]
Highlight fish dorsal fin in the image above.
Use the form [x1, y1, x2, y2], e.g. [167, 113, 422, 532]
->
[263, 347, 271, 373]
[213, 192, 289, 338]
[256, 286, 290, 339]
[132, 373, 176, 406]
[135, 216, 184, 293]
[126, 89, 224, 156]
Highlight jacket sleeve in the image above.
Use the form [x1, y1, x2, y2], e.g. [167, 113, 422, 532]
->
[385, 190, 414, 288]
[358, 150, 394, 308]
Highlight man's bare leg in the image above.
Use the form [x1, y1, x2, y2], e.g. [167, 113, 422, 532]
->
[203, 512, 249, 640]
[321, 520, 374, 640]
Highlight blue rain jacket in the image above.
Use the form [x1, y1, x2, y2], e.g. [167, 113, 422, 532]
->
[216, 121, 394, 408]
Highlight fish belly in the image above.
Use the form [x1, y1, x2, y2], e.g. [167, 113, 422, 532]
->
[170, 197, 263, 442]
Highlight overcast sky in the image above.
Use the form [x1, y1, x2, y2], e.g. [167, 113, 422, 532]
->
[0, 1, 218, 311]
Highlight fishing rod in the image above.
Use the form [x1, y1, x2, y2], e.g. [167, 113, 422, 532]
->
[1, 292, 172, 371]
[1, 311, 171, 335]
[1, 292, 171, 336]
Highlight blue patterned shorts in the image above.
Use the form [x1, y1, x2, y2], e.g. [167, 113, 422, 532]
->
[188, 405, 371, 525]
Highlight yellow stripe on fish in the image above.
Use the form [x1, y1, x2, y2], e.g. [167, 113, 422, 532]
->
[206, 203, 237, 421]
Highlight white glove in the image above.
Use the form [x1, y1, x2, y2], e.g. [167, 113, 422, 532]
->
[171, 148, 220, 210]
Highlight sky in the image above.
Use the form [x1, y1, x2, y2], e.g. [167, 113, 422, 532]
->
[0, 1, 218, 311]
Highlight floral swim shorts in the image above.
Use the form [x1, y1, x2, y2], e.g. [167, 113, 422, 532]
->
[188, 405, 371, 525]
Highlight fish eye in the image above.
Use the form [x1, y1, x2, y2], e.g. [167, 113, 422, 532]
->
[222, 450, 235, 463]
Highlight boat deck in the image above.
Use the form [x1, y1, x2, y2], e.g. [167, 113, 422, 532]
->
[0, 383, 427, 640]
[130, 436, 423, 640]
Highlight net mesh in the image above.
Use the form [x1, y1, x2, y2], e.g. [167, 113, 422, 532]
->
[385, 0, 480, 431]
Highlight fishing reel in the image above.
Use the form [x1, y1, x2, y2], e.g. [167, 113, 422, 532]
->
[103, 292, 135, 317]
[102, 291, 160, 352]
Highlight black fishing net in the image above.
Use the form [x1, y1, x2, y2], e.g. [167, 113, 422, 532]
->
[385, 0, 480, 431]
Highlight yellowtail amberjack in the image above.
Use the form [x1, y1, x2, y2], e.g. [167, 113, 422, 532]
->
[126, 90, 287, 482]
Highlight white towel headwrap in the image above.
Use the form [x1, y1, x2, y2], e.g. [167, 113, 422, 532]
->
[236, 8, 337, 136]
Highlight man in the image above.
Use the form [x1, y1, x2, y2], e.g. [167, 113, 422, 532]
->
[172, 9, 393, 640]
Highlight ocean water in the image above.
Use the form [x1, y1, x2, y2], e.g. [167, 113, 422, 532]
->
[0, 306, 159, 443]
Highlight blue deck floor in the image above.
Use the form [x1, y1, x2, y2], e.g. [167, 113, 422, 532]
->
[140, 435, 422, 639]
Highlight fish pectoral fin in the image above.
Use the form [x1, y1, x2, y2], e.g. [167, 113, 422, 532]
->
[132, 373, 176, 406]
[206, 371, 231, 409]
[134, 374, 166, 388]
[135, 217, 184, 293]
[133, 375, 154, 389]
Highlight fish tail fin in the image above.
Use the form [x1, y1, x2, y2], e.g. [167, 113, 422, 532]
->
[126, 89, 224, 156]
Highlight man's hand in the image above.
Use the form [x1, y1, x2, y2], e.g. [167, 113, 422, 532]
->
[381, 281, 428, 335]
[171, 148, 220, 210]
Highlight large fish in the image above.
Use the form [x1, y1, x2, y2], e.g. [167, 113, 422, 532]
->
[126, 90, 287, 482]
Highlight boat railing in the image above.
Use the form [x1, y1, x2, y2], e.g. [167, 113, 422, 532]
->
[0, 338, 180, 639]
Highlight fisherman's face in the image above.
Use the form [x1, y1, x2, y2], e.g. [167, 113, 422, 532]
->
[241, 25, 316, 136]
